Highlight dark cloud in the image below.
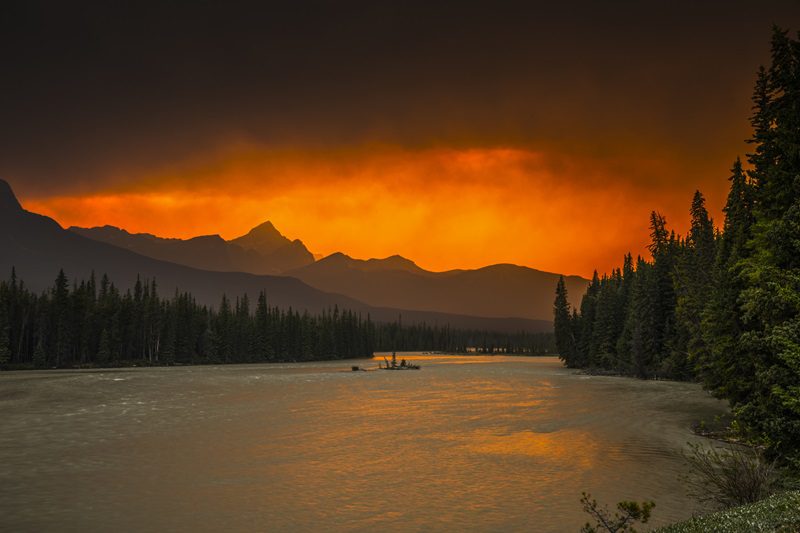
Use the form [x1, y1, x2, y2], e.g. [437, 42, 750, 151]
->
[2, 1, 800, 195]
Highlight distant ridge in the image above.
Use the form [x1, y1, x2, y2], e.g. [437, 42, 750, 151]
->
[315, 252, 427, 274]
[71, 220, 315, 274]
[288, 257, 588, 321]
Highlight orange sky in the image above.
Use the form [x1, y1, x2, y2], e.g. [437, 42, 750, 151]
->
[21, 143, 732, 278]
[5, 4, 798, 279]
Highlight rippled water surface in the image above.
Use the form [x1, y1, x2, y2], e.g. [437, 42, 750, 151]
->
[0, 355, 728, 532]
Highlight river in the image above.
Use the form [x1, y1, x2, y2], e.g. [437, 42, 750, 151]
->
[0, 354, 728, 532]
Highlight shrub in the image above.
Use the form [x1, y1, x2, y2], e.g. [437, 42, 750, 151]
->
[580, 492, 655, 533]
[681, 441, 779, 509]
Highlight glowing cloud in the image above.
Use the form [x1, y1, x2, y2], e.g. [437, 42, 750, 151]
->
[23, 144, 727, 277]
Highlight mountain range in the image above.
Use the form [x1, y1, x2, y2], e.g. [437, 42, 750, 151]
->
[70, 223, 588, 321]
[70, 222, 314, 274]
[286, 253, 588, 321]
[1, 179, 564, 333]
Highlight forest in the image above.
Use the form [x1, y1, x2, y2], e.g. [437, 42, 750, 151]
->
[0, 269, 554, 370]
[554, 28, 800, 468]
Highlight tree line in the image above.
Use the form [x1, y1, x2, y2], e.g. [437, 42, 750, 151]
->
[0, 269, 554, 369]
[554, 27, 800, 468]
[374, 319, 554, 356]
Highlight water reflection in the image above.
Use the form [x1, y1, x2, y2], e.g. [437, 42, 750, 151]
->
[460, 429, 597, 464]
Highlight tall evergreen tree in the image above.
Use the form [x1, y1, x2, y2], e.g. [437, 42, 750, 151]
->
[735, 27, 800, 466]
[554, 275, 575, 366]
[577, 271, 600, 367]
[671, 191, 716, 379]
[699, 159, 755, 401]
[0, 298, 11, 365]
[52, 269, 70, 367]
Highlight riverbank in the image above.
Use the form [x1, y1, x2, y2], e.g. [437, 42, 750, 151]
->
[0, 353, 374, 372]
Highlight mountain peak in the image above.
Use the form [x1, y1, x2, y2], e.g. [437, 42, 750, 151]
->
[381, 254, 417, 266]
[309, 252, 424, 274]
[230, 220, 304, 258]
[366, 254, 422, 273]
[246, 220, 279, 236]
[318, 251, 352, 263]
[188, 234, 226, 244]
[0, 179, 23, 212]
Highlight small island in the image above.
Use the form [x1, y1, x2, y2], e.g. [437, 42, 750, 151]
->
[379, 352, 420, 370]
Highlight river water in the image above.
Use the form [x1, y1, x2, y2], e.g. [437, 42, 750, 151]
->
[0, 355, 727, 532]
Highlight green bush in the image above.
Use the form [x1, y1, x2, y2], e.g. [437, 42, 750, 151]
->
[579, 492, 655, 533]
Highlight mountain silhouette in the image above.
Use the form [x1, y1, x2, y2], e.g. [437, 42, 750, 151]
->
[313, 252, 428, 274]
[61, 198, 587, 321]
[1, 180, 551, 332]
[71, 221, 314, 274]
[230, 221, 293, 254]
[287, 254, 587, 321]
[0, 179, 22, 211]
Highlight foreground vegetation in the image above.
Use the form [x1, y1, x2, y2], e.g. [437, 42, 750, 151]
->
[555, 27, 800, 470]
[655, 491, 800, 533]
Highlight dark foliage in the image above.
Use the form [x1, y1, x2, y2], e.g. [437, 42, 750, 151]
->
[0, 269, 375, 366]
[554, 28, 800, 468]
[580, 492, 655, 533]
[0, 270, 554, 369]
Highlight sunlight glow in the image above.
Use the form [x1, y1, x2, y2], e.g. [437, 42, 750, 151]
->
[23, 145, 724, 276]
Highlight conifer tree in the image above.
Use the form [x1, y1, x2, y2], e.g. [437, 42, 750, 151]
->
[671, 191, 715, 379]
[624, 258, 657, 377]
[735, 27, 800, 466]
[577, 271, 600, 367]
[52, 269, 70, 366]
[0, 301, 11, 365]
[254, 291, 272, 360]
[553, 276, 575, 366]
[699, 160, 755, 401]
[96, 328, 111, 365]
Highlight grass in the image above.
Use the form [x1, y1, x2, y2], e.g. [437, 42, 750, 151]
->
[655, 491, 800, 533]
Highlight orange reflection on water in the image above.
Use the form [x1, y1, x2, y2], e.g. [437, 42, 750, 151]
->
[464, 429, 595, 464]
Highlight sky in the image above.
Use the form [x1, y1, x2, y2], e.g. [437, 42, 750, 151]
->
[3, 1, 800, 277]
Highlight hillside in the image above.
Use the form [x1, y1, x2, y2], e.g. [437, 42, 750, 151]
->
[288, 253, 588, 321]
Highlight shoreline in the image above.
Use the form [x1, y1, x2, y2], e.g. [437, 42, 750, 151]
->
[0, 354, 374, 373]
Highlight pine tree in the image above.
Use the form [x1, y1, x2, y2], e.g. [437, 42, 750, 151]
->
[623, 258, 657, 378]
[553, 276, 575, 366]
[52, 269, 70, 367]
[577, 271, 600, 367]
[699, 160, 755, 401]
[214, 294, 233, 362]
[32, 334, 46, 369]
[735, 27, 800, 466]
[96, 328, 111, 365]
[254, 291, 272, 360]
[0, 300, 11, 366]
[671, 191, 715, 379]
